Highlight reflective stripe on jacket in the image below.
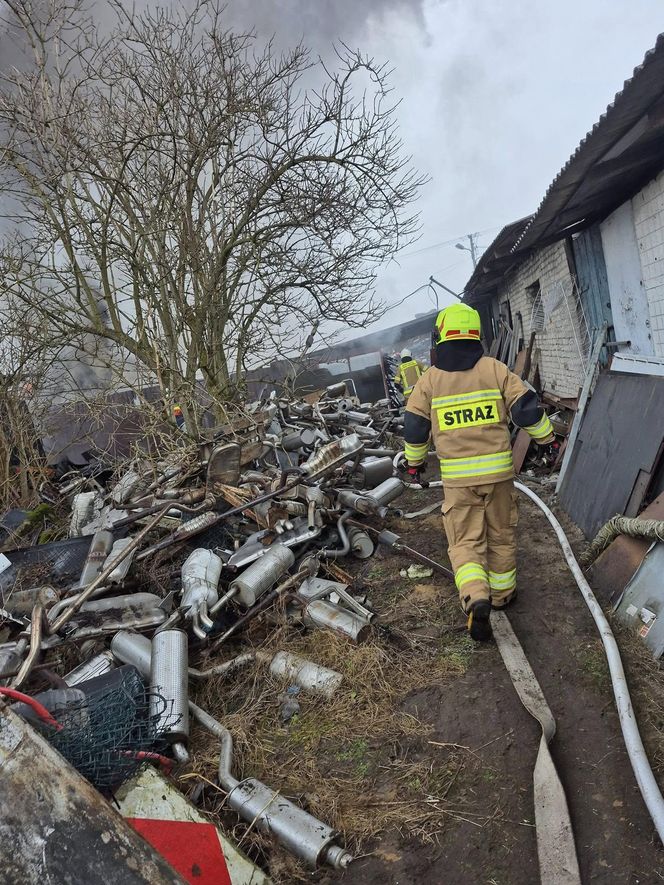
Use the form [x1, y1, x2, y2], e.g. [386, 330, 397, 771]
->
[405, 356, 553, 487]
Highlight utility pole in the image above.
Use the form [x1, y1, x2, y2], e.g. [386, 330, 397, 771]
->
[469, 233, 478, 268]
[455, 233, 479, 268]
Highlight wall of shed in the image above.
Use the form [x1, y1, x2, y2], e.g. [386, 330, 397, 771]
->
[632, 168, 664, 356]
[494, 241, 586, 398]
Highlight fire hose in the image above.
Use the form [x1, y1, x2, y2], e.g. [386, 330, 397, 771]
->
[514, 481, 664, 844]
[398, 463, 664, 856]
[491, 612, 580, 884]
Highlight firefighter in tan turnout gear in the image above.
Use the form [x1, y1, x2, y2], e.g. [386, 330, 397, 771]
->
[403, 304, 556, 641]
[394, 348, 426, 400]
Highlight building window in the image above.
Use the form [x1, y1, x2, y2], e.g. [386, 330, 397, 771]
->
[527, 281, 544, 331]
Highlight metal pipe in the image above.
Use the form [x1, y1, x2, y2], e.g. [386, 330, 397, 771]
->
[48, 586, 110, 622]
[188, 702, 352, 870]
[209, 570, 308, 652]
[321, 512, 352, 559]
[189, 701, 238, 789]
[328, 583, 375, 622]
[209, 585, 239, 616]
[515, 480, 664, 842]
[307, 498, 317, 530]
[11, 605, 44, 690]
[134, 473, 309, 558]
[189, 652, 266, 681]
[65, 612, 168, 642]
[172, 742, 190, 765]
[354, 522, 454, 580]
[191, 609, 207, 640]
[391, 451, 444, 488]
[198, 599, 214, 631]
[154, 610, 183, 633]
[50, 506, 170, 634]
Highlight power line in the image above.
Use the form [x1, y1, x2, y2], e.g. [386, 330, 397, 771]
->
[398, 225, 501, 259]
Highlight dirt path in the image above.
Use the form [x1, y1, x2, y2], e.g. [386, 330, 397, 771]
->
[322, 485, 664, 885]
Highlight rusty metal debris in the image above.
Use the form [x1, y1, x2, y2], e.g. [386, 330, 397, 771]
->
[0, 383, 431, 872]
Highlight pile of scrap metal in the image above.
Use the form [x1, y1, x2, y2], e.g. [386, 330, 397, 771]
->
[0, 383, 409, 875]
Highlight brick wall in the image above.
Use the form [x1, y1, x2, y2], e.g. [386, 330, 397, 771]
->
[493, 241, 587, 397]
[632, 169, 664, 356]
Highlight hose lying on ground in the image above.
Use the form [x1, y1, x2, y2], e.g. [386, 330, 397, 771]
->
[583, 515, 664, 566]
[394, 448, 664, 840]
[515, 481, 664, 844]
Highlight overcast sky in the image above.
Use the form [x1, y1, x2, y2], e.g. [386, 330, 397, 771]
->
[224, 0, 664, 336]
[2, 0, 662, 344]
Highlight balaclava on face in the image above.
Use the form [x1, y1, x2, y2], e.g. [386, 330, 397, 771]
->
[433, 339, 485, 372]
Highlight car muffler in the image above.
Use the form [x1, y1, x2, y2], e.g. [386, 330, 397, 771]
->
[150, 629, 189, 760]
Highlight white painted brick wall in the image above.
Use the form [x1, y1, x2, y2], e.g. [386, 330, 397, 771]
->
[494, 241, 585, 397]
[632, 170, 664, 356]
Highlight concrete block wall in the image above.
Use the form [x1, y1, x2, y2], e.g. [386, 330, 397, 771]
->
[632, 169, 664, 356]
[495, 241, 586, 397]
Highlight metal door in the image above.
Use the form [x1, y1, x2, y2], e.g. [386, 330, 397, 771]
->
[572, 224, 614, 335]
[600, 201, 654, 355]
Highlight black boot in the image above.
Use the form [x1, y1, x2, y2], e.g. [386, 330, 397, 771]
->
[467, 600, 492, 642]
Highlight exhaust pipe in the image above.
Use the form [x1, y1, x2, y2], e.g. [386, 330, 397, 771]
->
[149, 630, 189, 759]
[189, 702, 353, 870]
[181, 549, 223, 637]
[229, 545, 295, 608]
[301, 599, 371, 643]
[269, 651, 342, 699]
[347, 526, 374, 559]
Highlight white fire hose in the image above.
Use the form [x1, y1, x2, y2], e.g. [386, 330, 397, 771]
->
[394, 450, 664, 847]
[514, 481, 664, 843]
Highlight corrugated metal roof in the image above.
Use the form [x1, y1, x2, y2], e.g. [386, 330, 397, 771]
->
[513, 32, 664, 253]
[463, 215, 533, 302]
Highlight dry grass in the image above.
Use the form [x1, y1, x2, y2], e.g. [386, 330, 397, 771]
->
[179, 576, 481, 881]
[613, 618, 664, 774]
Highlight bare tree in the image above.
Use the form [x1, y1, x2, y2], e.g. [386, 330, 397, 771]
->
[0, 0, 425, 431]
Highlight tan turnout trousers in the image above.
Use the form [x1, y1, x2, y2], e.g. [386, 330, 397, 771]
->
[442, 479, 518, 611]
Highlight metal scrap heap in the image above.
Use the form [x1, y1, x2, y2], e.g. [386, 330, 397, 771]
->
[0, 382, 410, 874]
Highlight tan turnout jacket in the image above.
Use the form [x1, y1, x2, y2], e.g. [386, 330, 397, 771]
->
[405, 356, 552, 487]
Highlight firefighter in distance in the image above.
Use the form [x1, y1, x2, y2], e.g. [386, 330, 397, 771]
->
[394, 348, 427, 400]
[403, 303, 558, 641]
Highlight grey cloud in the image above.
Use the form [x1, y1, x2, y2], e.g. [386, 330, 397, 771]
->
[223, 0, 426, 49]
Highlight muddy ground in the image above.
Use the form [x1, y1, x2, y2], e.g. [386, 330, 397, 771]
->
[188, 479, 664, 885]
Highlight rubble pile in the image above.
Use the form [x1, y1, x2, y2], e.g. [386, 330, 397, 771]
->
[0, 383, 412, 873]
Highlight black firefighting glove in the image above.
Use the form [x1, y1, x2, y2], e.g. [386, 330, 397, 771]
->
[542, 439, 561, 465]
[403, 462, 428, 487]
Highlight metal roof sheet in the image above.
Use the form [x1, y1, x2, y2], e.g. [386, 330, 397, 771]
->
[463, 216, 533, 301]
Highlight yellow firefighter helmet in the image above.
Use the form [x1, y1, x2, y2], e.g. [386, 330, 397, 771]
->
[434, 303, 482, 344]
